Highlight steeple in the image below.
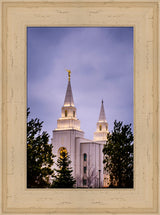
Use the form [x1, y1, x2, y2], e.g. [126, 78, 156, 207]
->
[99, 100, 107, 122]
[93, 100, 108, 142]
[55, 70, 82, 131]
[64, 72, 74, 107]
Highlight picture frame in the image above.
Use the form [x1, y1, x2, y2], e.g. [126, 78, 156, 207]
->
[0, 0, 159, 214]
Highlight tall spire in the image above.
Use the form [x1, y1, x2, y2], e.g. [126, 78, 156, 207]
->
[64, 70, 74, 107]
[99, 100, 107, 122]
[55, 69, 82, 132]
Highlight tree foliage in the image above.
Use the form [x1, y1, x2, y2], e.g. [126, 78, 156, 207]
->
[103, 120, 133, 188]
[52, 151, 76, 188]
[27, 108, 54, 188]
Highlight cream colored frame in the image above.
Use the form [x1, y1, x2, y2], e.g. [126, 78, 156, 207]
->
[0, 0, 159, 214]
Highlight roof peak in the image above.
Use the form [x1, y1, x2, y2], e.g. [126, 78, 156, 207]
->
[98, 100, 107, 122]
[64, 70, 74, 107]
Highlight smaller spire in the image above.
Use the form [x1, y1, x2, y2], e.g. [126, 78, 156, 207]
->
[99, 100, 107, 122]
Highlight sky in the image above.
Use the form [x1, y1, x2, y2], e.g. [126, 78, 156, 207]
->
[27, 27, 133, 141]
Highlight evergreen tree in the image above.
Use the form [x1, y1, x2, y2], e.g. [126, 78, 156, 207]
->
[103, 120, 133, 188]
[52, 150, 76, 188]
[27, 108, 55, 188]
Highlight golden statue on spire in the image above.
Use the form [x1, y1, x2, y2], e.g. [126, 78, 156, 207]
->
[66, 69, 71, 81]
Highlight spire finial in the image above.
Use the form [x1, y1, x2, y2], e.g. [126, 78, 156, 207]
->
[66, 69, 71, 81]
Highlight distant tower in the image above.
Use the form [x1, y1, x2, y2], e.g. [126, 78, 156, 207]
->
[93, 100, 110, 188]
[93, 100, 109, 141]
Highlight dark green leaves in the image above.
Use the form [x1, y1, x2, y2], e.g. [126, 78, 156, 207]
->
[103, 120, 133, 188]
[52, 151, 76, 188]
[27, 108, 55, 188]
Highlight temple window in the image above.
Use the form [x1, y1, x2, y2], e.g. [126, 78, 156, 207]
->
[83, 153, 87, 161]
[84, 166, 87, 174]
[58, 147, 67, 158]
[83, 179, 87, 186]
[99, 125, 102, 131]
[65, 110, 67, 117]
[73, 111, 75, 117]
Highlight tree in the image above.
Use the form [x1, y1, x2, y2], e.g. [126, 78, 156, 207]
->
[103, 120, 133, 188]
[52, 150, 76, 188]
[27, 108, 55, 188]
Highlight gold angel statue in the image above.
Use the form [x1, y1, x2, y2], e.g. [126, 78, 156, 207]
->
[66, 69, 71, 81]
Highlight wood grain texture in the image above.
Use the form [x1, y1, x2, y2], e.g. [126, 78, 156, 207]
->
[0, 0, 159, 214]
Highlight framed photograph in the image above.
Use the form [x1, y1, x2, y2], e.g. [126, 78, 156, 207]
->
[0, 0, 159, 214]
[27, 26, 134, 190]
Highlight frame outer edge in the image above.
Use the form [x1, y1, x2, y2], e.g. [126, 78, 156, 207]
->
[151, 2, 159, 213]
[0, 1, 160, 215]
[2, 2, 8, 213]
[0, 0, 2, 212]
[0, 0, 159, 3]
[158, 1, 160, 215]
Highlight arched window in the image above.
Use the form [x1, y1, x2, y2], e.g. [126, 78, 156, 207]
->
[106, 125, 108, 130]
[65, 110, 67, 117]
[83, 153, 87, 161]
[58, 147, 67, 158]
[73, 111, 75, 117]
[99, 125, 102, 131]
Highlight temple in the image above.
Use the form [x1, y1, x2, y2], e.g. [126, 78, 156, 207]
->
[51, 71, 109, 188]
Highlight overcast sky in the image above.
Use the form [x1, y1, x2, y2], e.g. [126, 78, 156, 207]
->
[27, 27, 133, 141]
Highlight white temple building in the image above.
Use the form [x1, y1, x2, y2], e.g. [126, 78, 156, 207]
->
[51, 71, 109, 188]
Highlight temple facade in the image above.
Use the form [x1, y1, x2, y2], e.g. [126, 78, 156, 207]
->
[51, 71, 109, 188]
